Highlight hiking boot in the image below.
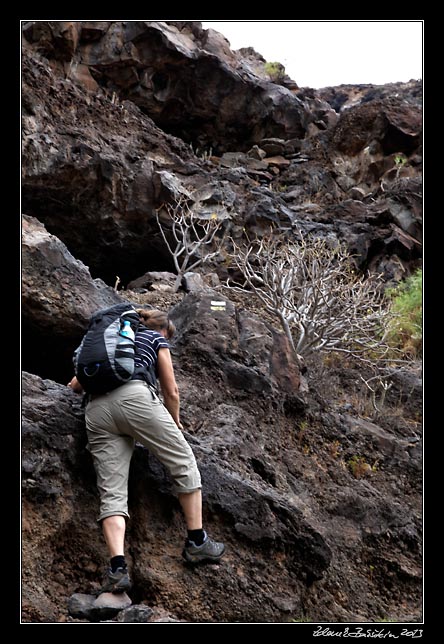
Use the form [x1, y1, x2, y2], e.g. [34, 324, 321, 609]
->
[98, 566, 132, 594]
[182, 531, 226, 564]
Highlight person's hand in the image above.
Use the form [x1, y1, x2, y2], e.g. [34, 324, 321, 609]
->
[67, 376, 83, 394]
[177, 421, 184, 431]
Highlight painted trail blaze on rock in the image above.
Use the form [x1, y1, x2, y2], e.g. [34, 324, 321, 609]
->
[210, 300, 226, 311]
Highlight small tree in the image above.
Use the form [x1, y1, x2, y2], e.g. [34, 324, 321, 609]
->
[228, 232, 400, 368]
[156, 196, 227, 292]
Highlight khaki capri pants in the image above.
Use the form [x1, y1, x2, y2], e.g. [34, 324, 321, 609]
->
[85, 380, 201, 522]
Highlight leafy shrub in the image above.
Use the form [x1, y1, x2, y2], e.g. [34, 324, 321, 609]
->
[264, 61, 286, 83]
[387, 269, 422, 357]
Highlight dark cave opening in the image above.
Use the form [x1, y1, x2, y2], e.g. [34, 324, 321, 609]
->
[22, 319, 82, 387]
[81, 243, 177, 289]
[21, 185, 179, 289]
[151, 71, 169, 93]
[23, 209, 177, 289]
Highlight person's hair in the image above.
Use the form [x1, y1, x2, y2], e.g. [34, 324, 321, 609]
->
[136, 309, 175, 339]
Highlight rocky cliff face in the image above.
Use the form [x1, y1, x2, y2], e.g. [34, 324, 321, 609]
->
[21, 21, 422, 623]
[22, 20, 421, 286]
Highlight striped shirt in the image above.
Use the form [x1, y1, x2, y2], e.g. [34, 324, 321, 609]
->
[133, 328, 170, 379]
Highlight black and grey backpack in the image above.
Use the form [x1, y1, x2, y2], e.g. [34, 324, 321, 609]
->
[73, 303, 142, 396]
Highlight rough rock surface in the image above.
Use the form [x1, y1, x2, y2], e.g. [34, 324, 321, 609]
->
[21, 21, 422, 624]
[21, 325, 422, 624]
[68, 592, 131, 621]
[22, 21, 421, 287]
[22, 21, 312, 152]
[22, 214, 122, 382]
[21, 230, 422, 622]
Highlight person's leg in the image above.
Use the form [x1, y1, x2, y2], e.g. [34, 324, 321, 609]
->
[85, 393, 135, 590]
[86, 422, 134, 528]
[117, 382, 225, 562]
[178, 489, 202, 530]
[100, 515, 131, 592]
[102, 515, 127, 556]
[117, 382, 202, 498]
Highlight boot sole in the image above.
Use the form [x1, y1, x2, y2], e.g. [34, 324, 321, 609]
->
[182, 546, 226, 564]
[111, 582, 132, 594]
[99, 579, 132, 594]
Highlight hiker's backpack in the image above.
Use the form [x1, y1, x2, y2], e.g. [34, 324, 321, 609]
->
[73, 303, 142, 396]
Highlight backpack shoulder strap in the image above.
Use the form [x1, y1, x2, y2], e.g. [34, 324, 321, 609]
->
[132, 322, 159, 393]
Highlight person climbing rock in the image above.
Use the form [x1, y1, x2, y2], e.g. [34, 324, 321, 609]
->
[68, 308, 225, 594]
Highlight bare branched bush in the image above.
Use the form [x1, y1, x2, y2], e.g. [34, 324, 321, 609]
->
[359, 373, 394, 419]
[156, 196, 227, 292]
[228, 232, 404, 370]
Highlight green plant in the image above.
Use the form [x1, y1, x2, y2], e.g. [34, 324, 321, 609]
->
[387, 269, 422, 357]
[347, 455, 372, 479]
[297, 420, 308, 447]
[264, 61, 286, 83]
[394, 153, 407, 166]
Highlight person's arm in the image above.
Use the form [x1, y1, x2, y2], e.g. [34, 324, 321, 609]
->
[67, 375, 83, 394]
[157, 347, 183, 429]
